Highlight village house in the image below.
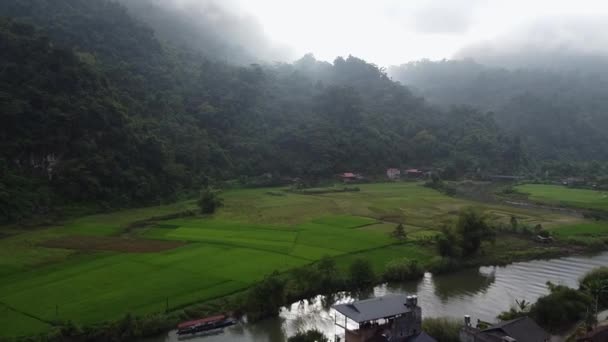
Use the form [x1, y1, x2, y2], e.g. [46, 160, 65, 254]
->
[387, 168, 401, 180]
[404, 169, 424, 179]
[340, 172, 363, 183]
[562, 177, 587, 187]
[460, 316, 549, 342]
[333, 294, 437, 342]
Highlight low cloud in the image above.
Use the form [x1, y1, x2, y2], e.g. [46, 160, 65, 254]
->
[385, 0, 482, 34]
[455, 15, 608, 68]
[119, 0, 294, 63]
[409, 3, 477, 34]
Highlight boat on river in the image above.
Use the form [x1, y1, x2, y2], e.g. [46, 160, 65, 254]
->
[176, 314, 237, 338]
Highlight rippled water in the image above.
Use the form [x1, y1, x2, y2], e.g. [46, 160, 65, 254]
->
[147, 251, 608, 342]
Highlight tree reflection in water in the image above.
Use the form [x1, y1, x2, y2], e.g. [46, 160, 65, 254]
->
[432, 268, 496, 301]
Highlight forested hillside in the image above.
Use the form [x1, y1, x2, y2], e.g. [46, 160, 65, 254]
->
[389, 59, 608, 161]
[0, 0, 523, 222]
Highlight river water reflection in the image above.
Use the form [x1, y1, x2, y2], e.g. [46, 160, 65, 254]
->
[148, 252, 608, 342]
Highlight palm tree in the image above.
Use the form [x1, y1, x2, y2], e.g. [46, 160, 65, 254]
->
[581, 279, 608, 319]
[515, 299, 530, 312]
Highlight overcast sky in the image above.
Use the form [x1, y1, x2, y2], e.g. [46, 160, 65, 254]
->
[169, 0, 608, 67]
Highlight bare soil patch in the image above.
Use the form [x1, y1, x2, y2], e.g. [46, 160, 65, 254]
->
[40, 236, 186, 253]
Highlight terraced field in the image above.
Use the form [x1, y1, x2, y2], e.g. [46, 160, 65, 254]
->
[0, 182, 595, 337]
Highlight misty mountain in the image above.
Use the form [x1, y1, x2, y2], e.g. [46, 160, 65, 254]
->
[389, 59, 608, 161]
[454, 16, 608, 71]
[114, 0, 292, 64]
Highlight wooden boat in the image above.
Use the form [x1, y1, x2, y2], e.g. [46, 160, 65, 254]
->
[176, 314, 237, 336]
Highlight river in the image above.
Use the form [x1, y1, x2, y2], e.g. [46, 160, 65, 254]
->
[147, 251, 608, 342]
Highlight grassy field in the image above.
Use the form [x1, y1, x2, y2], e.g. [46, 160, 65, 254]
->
[0, 182, 597, 337]
[515, 184, 608, 211]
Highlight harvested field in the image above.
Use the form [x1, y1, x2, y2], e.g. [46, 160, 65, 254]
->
[40, 236, 186, 253]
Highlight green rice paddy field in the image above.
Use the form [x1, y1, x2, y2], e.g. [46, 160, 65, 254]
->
[516, 184, 608, 211]
[0, 182, 602, 337]
[514, 184, 608, 242]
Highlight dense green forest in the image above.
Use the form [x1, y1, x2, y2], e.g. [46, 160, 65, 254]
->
[389, 59, 608, 162]
[0, 0, 528, 222]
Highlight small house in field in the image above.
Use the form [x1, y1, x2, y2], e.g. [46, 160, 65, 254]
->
[333, 294, 437, 342]
[340, 172, 363, 183]
[340, 172, 358, 182]
[405, 169, 424, 179]
[562, 177, 587, 187]
[387, 168, 401, 180]
[460, 316, 549, 342]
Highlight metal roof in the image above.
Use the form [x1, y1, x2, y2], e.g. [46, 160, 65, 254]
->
[332, 295, 412, 323]
[482, 317, 549, 342]
[405, 332, 437, 342]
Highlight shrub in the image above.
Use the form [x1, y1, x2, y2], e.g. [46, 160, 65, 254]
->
[510, 216, 518, 231]
[455, 208, 495, 257]
[501, 187, 516, 195]
[288, 329, 329, 342]
[383, 258, 423, 282]
[583, 210, 605, 221]
[317, 256, 340, 292]
[498, 307, 528, 321]
[436, 208, 495, 258]
[498, 299, 531, 321]
[197, 187, 223, 214]
[422, 318, 461, 342]
[288, 267, 322, 298]
[391, 223, 407, 241]
[244, 272, 286, 322]
[423, 178, 456, 196]
[531, 282, 592, 331]
[265, 191, 286, 196]
[349, 258, 375, 289]
[580, 267, 608, 309]
[427, 256, 462, 274]
[436, 226, 460, 258]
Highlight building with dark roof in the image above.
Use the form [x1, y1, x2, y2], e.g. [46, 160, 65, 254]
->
[576, 325, 608, 342]
[460, 316, 549, 342]
[387, 168, 401, 180]
[332, 295, 436, 342]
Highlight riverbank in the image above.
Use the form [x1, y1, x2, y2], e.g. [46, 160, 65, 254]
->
[143, 251, 608, 342]
[1, 182, 606, 340]
[32, 234, 607, 342]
